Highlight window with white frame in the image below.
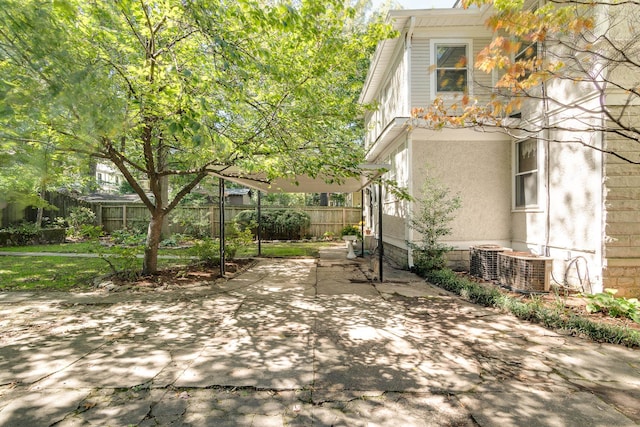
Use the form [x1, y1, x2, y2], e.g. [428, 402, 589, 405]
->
[515, 139, 538, 208]
[434, 43, 469, 94]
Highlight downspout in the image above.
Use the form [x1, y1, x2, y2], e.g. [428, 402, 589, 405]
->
[541, 42, 551, 258]
[406, 17, 416, 268]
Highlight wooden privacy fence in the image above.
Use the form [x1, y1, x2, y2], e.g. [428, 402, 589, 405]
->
[2, 191, 92, 228]
[96, 204, 362, 238]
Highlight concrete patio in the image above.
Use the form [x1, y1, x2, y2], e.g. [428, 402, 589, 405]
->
[0, 245, 638, 426]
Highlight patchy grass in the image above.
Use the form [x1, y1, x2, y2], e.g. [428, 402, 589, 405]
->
[0, 242, 99, 253]
[0, 241, 333, 291]
[0, 242, 192, 256]
[0, 254, 188, 291]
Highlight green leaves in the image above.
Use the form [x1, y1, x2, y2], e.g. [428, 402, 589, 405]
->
[584, 289, 640, 324]
[0, 0, 390, 272]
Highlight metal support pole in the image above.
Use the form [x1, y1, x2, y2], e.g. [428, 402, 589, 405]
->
[219, 178, 225, 277]
[257, 190, 262, 256]
[378, 182, 383, 282]
[360, 189, 364, 257]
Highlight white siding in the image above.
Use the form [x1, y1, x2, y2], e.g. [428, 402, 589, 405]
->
[410, 38, 430, 109]
[472, 38, 494, 105]
[365, 46, 408, 149]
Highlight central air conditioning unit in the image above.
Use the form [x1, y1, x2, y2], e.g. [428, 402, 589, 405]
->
[470, 245, 512, 281]
[498, 252, 552, 293]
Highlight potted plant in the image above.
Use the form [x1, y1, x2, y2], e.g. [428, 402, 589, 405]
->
[340, 225, 362, 239]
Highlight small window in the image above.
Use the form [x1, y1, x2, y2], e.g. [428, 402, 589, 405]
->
[515, 139, 538, 208]
[435, 44, 468, 93]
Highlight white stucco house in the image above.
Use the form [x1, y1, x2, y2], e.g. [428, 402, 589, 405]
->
[360, 4, 640, 298]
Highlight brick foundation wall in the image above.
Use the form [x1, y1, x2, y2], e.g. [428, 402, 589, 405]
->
[446, 250, 470, 272]
[381, 243, 470, 273]
[602, 261, 640, 298]
[383, 243, 409, 270]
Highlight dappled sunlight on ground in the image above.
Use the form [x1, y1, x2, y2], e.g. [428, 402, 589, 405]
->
[1, 249, 639, 426]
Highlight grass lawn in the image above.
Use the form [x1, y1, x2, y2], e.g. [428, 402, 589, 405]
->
[0, 255, 189, 291]
[0, 241, 334, 291]
[0, 242, 191, 256]
[238, 241, 334, 258]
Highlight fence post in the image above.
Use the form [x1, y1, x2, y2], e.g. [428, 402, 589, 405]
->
[122, 205, 127, 229]
[96, 204, 103, 229]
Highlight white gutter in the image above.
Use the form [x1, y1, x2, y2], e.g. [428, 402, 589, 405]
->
[405, 16, 415, 117]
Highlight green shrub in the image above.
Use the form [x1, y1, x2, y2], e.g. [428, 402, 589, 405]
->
[68, 207, 98, 238]
[408, 177, 461, 275]
[189, 238, 220, 267]
[0, 223, 39, 245]
[226, 222, 254, 259]
[98, 245, 140, 280]
[234, 209, 310, 240]
[170, 208, 210, 238]
[78, 224, 104, 240]
[111, 228, 146, 246]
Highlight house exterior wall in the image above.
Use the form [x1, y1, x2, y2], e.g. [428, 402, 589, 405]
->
[410, 130, 512, 249]
[603, 110, 640, 297]
[511, 130, 604, 293]
[96, 162, 124, 194]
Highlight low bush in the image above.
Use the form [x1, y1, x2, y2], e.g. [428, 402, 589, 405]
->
[583, 289, 640, 324]
[111, 228, 147, 246]
[0, 225, 66, 246]
[424, 269, 640, 348]
[189, 238, 220, 267]
[225, 222, 254, 259]
[235, 209, 310, 240]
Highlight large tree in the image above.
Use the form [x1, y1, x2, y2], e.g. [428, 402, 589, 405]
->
[412, 0, 640, 163]
[0, 0, 388, 273]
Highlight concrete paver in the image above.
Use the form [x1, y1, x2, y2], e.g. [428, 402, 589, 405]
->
[0, 245, 639, 426]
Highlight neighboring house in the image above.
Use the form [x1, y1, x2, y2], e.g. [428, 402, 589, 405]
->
[95, 162, 125, 194]
[225, 188, 252, 206]
[360, 5, 640, 298]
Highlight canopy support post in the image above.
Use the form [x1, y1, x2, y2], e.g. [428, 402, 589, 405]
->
[378, 182, 383, 282]
[257, 190, 262, 256]
[219, 178, 225, 277]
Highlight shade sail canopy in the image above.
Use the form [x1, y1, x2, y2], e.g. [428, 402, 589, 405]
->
[209, 163, 389, 194]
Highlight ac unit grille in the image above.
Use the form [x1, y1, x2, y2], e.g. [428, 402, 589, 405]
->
[470, 245, 511, 281]
[498, 252, 552, 293]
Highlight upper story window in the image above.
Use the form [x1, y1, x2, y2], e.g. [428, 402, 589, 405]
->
[431, 40, 471, 99]
[514, 138, 539, 209]
[435, 43, 468, 93]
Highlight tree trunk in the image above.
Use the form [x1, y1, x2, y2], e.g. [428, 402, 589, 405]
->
[143, 214, 164, 274]
[36, 206, 44, 228]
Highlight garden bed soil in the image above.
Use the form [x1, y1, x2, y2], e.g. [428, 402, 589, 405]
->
[105, 258, 257, 292]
